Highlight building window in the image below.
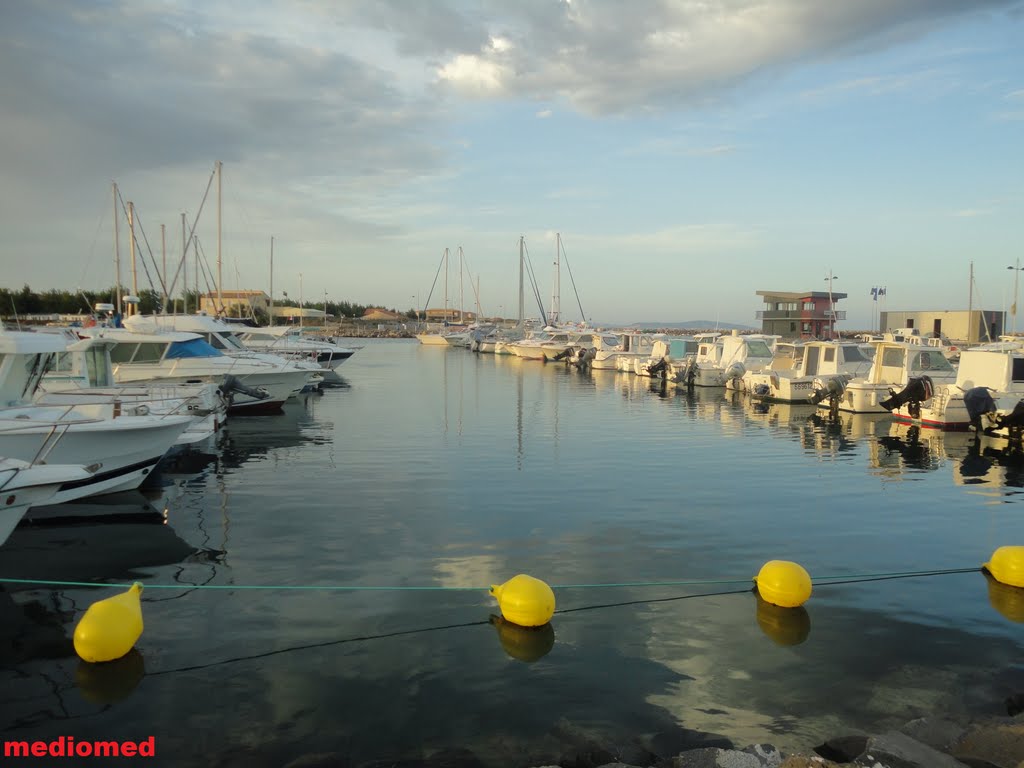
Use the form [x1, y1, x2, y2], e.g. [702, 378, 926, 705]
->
[790, 322, 796, 332]
[802, 323, 811, 332]
[803, 301, 816, 310]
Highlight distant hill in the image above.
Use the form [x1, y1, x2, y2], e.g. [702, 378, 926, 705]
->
[615, 320, 758, 331]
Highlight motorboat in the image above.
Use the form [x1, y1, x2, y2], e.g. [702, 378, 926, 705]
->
[0, 331, 192, 503]
[822, 338, 958, 414]
[80, 323, 315, 413]
[744, 340, 874, 403]
[884, 341, 1024, 442]
[232, 325, 355, 385]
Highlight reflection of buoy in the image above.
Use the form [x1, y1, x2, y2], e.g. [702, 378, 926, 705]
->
[754, 561, 812, 608]
[984, 546, 1024, 588]
[75, 648, 146, 703]
[984, 572, 1024, 623]
[489, 574, 555, 627]
[73, 583, 144, 663]
[489, 615, 555, 662]
[755, 595, 811, 646]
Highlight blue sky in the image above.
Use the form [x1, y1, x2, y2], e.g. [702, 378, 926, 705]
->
[1, 1, 1022, 329]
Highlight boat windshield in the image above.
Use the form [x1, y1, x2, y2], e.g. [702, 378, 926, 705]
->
[910, 351, 954, 373]
[745, 340, 773, 358]
[165, 338, 224, 359]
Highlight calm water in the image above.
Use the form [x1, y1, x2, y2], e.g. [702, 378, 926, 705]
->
[2, 339, 1023, 767]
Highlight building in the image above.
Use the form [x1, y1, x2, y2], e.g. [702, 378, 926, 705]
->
[272, 306, 330, 323]
[200, 290, 271, 317]
[755, 290, 848, 339]
[879, 309, 1003, 344]
[362, 308, 407, 322]
[423, 308, 477, 322]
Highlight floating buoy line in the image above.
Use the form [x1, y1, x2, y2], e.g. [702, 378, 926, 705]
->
[0, 549, 1021, 667]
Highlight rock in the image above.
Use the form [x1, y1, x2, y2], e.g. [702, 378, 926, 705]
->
[778, 758, 843, 768]
[849, 731, 971, 767]
[950, 721, 1024, 768]
[899, 717, 969, 751]
[663, 744, 782, 768]
[284, 753, 349, 768]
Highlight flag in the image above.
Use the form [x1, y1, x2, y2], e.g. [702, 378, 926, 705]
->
[878, 287, 886, 297]
[871, 287, 878, 300]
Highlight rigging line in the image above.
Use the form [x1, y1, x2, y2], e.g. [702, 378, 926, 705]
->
[521, 241, 547, 322]
[459, 247, 485, 318]
[165, 165, 217, 300]
[78, 191, 112, 289]
[557, 237, 587, 324]
[421, 248, 447, 321]
[117, 195, 168, 304]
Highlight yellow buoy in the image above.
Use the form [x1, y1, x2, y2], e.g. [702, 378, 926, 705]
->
[755, 596, 811, 646]
[489, 574, 555, 627]
[73, 582, 144, 663]
[984, 546, 1024, 588]
[753, 560, 812, 608]
[489, 615, 555, 662]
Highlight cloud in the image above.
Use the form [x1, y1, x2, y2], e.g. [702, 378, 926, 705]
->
[424, 0, 1021, 115]
[536, 109, 553, 118]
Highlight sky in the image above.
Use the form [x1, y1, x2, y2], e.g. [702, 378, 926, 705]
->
[1, 0, 1022, 329]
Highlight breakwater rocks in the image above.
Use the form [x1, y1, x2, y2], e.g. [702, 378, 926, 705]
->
[279, 710, 1023, 768]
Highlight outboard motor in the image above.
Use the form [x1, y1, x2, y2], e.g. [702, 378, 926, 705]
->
[676, 357, 698, 389]
[572, 347, 596, 371]
[220, 375, 271, 406]
[724, 362, 745, 382]
[550, 347, 573, 363]
[879, 375, 934, 418]
[963, 386, 998, 432]
[997, 398, 1024, 446]
[645, 357, 669, 379]
[809, 375, 848, 407]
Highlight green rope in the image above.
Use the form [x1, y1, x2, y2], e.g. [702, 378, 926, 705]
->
[0, 567, 981, 593]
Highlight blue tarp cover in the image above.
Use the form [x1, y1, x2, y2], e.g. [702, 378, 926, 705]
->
[165, 338, 223, 359]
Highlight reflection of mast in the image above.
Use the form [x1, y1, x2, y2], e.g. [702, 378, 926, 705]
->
[516, 364, 524, 470]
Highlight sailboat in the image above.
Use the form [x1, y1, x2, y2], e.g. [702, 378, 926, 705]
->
[417, 248, 456, 346]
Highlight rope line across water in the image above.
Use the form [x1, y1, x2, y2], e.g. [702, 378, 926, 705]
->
[0, 567, 982, 593]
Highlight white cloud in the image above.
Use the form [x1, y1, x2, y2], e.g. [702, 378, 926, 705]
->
[536, 109, 553, 118]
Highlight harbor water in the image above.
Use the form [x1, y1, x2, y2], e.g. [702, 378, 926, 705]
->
[2, 338, 1023, 766]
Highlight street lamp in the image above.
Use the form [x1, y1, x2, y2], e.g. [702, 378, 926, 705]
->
[824, 270, 838, 339]
[1009, 258, 1022, 335]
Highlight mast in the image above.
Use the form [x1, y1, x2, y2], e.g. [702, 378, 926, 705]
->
[299, 272, 304, 327]
[127, 200, 137, 316]
[269, 236, 274, 327]
[967, 261, 974, 344]
[517, 236, 525, 326]
[181, 213, 188, 314]
[459, 246, 464, 323]
[551, 233, 561, 325]
[443, 247, 449, 324]
[161, 223, 167, 310]
[112, 182, 122, 316]
[216, 159, 223, 315]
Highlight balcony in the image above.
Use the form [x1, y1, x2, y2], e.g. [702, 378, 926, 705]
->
[824, 310, 847, 319]
[756, 310, 801, 319]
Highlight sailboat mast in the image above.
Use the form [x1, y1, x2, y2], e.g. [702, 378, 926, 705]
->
[112, 182, 122, 316]
[128, 201, 137, 316]
[459, 246, 464, 323]
[159, 224, 167, 309]
[518, 236, 525, 325]
[444, 247, 449, 324]
[551, 232, 561, 325]
[968, 261, 974, 343]
[269, 236, 274, 327]
[181, 213, 188, 314]
[216, 160, 223, 315]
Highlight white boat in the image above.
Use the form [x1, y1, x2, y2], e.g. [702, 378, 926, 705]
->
[674, 331, 777, 388]
[824, 338, 959, 414]
[35, 331, 225, 443]
[744, 340, 874, 404]
[586, 332, 663, 371]
[884, 341, 1024, 441]
[0, 331, 193, 503]
[0, 457, 95, 545]
[232, 325, 355, 385]
[628, 336, 700, 377]
[121, 313, 324, 393]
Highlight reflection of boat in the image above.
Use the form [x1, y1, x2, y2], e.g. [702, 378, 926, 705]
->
[0, 457, 94, 545]
[7, 494, 198, 579]
[214, 394, 327, 470]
